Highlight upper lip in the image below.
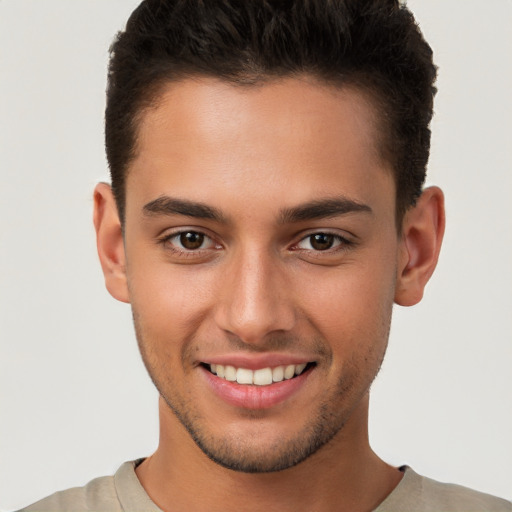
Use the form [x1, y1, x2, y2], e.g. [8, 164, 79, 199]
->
[199, 353, 316, 370]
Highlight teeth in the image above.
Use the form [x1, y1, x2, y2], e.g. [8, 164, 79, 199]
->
[295, 363, 307, 375]
[253, 368, 273, 386]
[284, 364, 295, 380]
[208, 363, 309, 386]
[224, 365, 237, 382]
[236, 368, 253, 385]
[272, 366, 284, 382]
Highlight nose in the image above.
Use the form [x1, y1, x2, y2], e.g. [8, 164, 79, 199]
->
[214, 247, 296, 345]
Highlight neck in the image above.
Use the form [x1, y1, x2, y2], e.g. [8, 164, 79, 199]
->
[136, 396, 402, 512]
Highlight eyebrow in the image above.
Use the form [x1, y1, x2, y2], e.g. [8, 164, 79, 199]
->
[278, 197, 373, 224]
[142, 196, 227, 223]
[142, 195, 372, 224]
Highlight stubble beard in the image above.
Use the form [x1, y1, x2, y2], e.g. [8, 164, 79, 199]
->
[159, 376, 355, 473]
[132, 312, 390, 474]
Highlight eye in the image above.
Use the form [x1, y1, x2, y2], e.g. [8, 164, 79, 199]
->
[296, 232, 347, 251]
[177, 231, 206, 250]
[164, 230, 217, 252]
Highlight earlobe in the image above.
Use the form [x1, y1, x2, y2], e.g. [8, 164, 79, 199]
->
[93, 183, 130, 303]
[394, 186, 445, 307]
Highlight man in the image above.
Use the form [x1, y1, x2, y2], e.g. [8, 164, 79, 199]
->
[18, 0, 511, 511]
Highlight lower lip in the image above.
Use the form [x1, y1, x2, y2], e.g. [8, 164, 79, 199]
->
[201, 366, 313, 410]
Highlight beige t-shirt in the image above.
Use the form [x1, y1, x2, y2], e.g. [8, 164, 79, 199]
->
[19, 461, 511, 512]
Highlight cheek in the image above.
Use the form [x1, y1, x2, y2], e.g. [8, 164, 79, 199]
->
[297, 258, 396, 353]
[128, 268, 214, 388]
[127, 258, 218, 344]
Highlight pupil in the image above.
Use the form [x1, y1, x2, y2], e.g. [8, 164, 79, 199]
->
[311, 233, 333, 250]
[180, 232, 204, 250]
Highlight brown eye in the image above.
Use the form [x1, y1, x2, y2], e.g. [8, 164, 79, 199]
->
[309, 233, 335, 251]
[295, 232, 349, 252]
[179, 231, 205, 250]
[161, 230, 219, 258]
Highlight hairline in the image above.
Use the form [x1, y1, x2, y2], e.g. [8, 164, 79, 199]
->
[119, 71, 406, 232]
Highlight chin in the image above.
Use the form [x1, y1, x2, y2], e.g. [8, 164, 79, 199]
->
[162, 391, 348, 473]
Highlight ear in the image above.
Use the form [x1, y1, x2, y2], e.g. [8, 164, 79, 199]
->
[93, 183, 130, 303]
[395, 186, 445, 306]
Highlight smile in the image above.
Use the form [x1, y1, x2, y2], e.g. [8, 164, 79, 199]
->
[207, 363, 312, 386]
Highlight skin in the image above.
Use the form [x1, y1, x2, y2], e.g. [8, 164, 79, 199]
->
[94, 77, 445, 512]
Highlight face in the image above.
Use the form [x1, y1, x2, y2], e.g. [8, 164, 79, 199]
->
[122, 77, 402, 472]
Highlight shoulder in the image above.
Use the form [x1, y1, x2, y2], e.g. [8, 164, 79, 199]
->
[377, 467, 512, 512]
[18, 473, 119, 512]
[17, 460, 160, 512]
[418, 474, 512, 512]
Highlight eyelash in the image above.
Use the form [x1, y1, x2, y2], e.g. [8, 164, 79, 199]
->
[292, 232, 353, 253]
[158, 230, 220, 256]
[157, 230, 354, 258]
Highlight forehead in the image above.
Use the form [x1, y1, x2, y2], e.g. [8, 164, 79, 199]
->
[127, 77, 394, 220]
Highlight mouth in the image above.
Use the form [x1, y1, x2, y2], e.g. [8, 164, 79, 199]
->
[200, 359, 317, 409]
[201, 362, 315, 386]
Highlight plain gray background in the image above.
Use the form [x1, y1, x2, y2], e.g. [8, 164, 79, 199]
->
[1, 1, 511, 509]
